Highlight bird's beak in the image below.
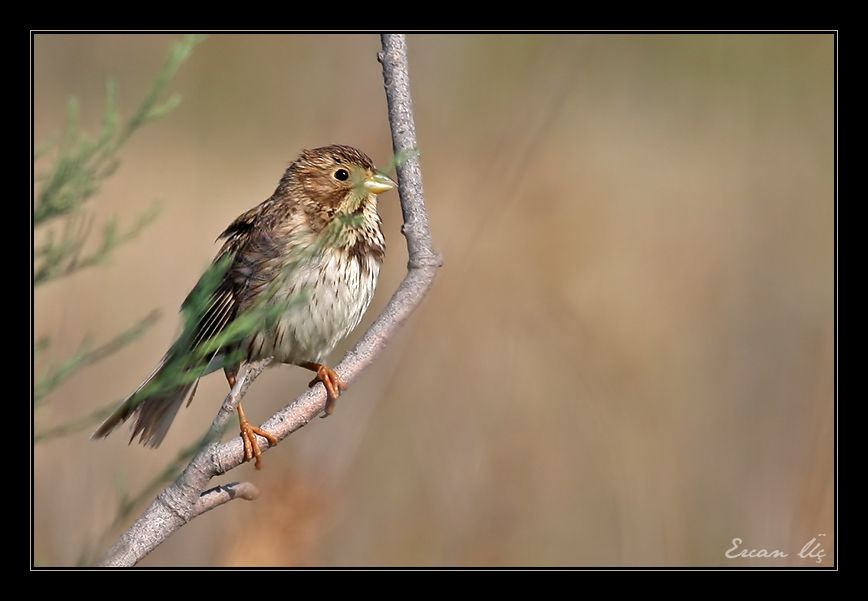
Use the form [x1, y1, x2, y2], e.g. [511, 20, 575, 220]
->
[364, 173, 396, 194]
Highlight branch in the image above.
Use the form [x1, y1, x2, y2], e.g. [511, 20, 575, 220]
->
[193, 482, 261, 517]
[98, 33, 440, 567]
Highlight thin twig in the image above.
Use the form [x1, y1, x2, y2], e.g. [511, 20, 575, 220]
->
[97, 33, 440, 567]
[193, 482, 261, 517]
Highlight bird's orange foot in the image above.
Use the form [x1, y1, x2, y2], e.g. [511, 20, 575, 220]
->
[306, 364, 348, 417]
[239, 418, 278, 470]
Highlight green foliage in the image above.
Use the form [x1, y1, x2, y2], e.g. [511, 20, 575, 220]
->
[34, 34, 205, 286]
[120, 252, 311, 410]
[34, 34, 213, 562]
[383, 147, 419, 173]
[35, 35, 405, 563]
[35, 310, 160, 404]
[35, 35, 205, 436]
[34, 34, 204, 227]
[34, 204, 161, 286]
[35, 402, 119, 444]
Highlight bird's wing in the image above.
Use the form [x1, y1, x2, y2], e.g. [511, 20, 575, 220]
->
[177, 200, 277, 367]
[178, 198, 301, 365]
[217, 200, 271, 245]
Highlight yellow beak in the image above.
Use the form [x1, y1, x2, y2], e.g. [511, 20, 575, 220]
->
[363, 173, 397, 194]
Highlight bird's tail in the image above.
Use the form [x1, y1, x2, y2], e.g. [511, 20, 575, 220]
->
[92, 357, 199, 448]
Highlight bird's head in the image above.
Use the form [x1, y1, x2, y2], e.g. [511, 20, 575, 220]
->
[283, 145, 396, 223]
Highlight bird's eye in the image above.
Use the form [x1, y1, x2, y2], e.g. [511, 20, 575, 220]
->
[334, 169, 349, 181]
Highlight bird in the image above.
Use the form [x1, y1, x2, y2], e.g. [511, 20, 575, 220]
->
[93, 145, 396, 468]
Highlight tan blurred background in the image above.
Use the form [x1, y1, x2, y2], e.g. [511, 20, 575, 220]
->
[33, 34, 834, 567]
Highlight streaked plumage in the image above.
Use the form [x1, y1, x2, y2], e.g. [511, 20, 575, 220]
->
[94, 145, 393, 454]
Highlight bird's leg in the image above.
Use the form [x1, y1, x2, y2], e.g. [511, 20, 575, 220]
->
[300, 361, 348, 417]
[236, 404, 278, 470]
[226, 369, 278, 469]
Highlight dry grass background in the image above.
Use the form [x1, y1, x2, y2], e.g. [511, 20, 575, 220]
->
[33, 33, 834, 567]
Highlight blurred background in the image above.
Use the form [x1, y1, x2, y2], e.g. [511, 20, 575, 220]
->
[33, 34, 834, 567]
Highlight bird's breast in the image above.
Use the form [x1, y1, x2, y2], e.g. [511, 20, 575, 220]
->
[247, 245, 382, 365]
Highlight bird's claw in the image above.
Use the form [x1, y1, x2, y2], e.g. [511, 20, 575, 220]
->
[307, 365, 348, 417]
[239, 419, 278, 470]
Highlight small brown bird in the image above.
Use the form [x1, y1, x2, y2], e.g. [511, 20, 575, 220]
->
[93, 145, 395, 468]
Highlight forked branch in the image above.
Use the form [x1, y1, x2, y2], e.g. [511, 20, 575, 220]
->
[98, 33, 440, 567]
